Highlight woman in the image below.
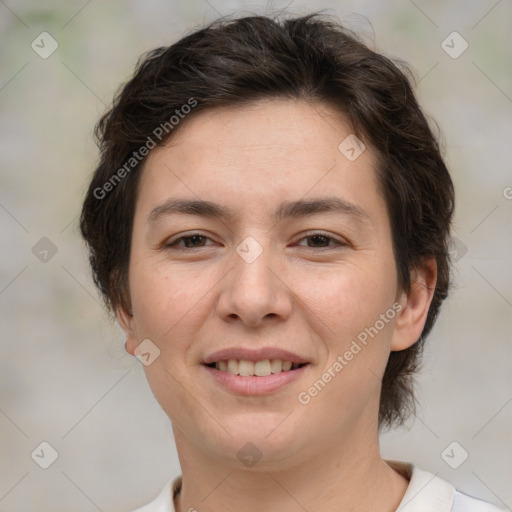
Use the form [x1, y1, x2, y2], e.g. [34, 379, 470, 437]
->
[80, 13, 505, 512]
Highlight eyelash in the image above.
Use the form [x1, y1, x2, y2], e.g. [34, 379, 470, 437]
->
[165, 232, 346, 250]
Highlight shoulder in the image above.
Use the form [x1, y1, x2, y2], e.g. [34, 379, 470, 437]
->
[129, 468, 508, 512]
[452, 489, 508, 512]
[387, 460, 507, 512]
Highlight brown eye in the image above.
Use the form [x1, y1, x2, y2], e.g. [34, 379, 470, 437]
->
[306, 234, 331, 247]
[296, 233, 344, 249]
[166, 234, 213, 249]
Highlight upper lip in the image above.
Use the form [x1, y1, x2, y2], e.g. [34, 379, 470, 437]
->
[203, 347, 310, 365]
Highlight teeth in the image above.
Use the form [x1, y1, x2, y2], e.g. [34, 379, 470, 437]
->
[213, 359, 302, 376]
[270, 359, 282, 373]
[238, 360, 253, 376]
[254, 360, 271, 377]
[227, 359, 238, 375]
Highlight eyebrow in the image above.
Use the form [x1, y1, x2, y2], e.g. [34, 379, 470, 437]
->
[148, 196, 370, 224]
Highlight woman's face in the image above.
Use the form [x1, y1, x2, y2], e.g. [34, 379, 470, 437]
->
[120, 99, 420, 468]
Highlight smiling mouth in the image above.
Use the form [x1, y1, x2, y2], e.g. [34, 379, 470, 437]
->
[205, 359, 309, 377]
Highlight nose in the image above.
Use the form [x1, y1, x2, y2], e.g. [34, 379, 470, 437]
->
[216, 239, 293, 328]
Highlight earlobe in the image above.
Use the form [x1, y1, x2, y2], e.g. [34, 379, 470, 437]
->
[116, 304, 138, 356]
[390, 258, 437, 352]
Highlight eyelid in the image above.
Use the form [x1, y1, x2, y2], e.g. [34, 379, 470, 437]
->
[164, 231, 217, 248]
[294, 231, 347, 248]
[164, 230, 347, 250]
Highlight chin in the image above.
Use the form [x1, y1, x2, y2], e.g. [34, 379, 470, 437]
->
[201, 415, 309, 467]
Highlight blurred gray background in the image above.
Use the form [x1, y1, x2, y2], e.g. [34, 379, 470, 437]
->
[0, 1, 511, 510]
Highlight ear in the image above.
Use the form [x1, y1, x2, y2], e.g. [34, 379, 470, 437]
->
[390, 258, 437, 352]
[116, 304, 138, 356]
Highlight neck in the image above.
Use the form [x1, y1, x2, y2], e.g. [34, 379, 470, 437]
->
[172, 423, 408, 512]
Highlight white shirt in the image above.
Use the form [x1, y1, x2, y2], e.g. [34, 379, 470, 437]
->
[131, 460, 506, 511]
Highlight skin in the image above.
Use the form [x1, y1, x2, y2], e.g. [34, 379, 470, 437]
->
[118, 99, 437, 512]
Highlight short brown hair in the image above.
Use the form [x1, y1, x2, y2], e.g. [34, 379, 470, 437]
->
[80, 12, 454, 429]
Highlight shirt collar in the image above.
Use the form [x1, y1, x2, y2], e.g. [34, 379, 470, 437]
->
[164, 460, 455, 512]
[387, 460, 455, 511]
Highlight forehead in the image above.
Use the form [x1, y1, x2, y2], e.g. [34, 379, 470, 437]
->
[146, 99, 363, 169]
[137, 99, 382, 219]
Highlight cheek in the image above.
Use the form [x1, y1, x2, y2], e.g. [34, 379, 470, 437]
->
[299, 258, 397, 335]
[129, 258, 206, 338]
[129, 262, 210, 426]
[298, 259, 399, 404]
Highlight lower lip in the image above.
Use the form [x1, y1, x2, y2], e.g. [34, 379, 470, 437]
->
[203, 364, 309, 395]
